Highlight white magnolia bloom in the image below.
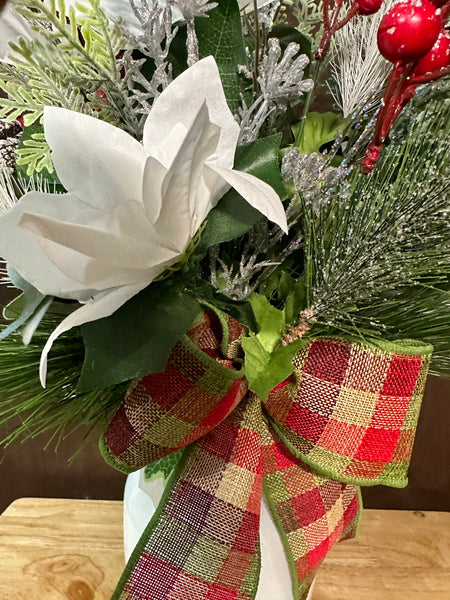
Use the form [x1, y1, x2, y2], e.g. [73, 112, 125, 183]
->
[0, 56, 287, 385]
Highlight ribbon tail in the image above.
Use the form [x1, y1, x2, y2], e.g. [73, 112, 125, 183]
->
[261, 421, 361, 600]
[112, 394, 264, 600]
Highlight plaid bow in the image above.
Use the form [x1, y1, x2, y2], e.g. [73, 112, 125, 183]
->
[101, 309, 432, 600]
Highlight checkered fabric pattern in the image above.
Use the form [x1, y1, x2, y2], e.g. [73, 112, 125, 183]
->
[101, 310, 248, 473]
[261, 422, 360, 600]
[104, 314, 432, 600]
[111, 395, 263, 600]
[265, 338, 432, 486]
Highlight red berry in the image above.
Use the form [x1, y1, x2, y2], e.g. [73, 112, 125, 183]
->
[358, 0, 383, 15]
[429, 0, 447, 6]
[413, 30, 450, 75]
[361, 142, 382, 173]
[377, 0, 441, 63]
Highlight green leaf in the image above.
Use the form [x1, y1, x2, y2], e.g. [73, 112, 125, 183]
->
[197, 134, 286, 251]
[248, 293, 284, 353]
[189, 277, 257, 331]
[242, 335, 303, 400]
[196, 0, 247, 114]
[284, 276, 307, 324]
[293, 112, 349, 154]
[144, 449, 184, 482]
[77, 275, 201, 392]
[241, 293, 304, 399]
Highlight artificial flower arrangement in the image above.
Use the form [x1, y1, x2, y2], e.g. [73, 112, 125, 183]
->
[0, 0, 448, 598]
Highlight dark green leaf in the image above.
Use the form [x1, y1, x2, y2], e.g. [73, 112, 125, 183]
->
[284, 276, 307, 324]
[189, 278, 257, 330]
[197, 134, 286, 251]
[166, 24, 188, 78]
[77, 276, 200, 391]
[196, 0, 247, 114]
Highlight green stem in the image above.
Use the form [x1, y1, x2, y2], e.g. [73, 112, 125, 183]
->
[295, 61, 321, 148]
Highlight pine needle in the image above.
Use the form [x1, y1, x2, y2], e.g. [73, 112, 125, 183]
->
[0, 316, 126, 451]
[302, 97, 450, 374]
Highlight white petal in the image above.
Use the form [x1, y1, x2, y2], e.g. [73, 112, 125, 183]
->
[141, 156, 168, 225]
[44, 107, 148, 209]
[40, 283, 148, 387]
[0, 191, 96, 300]
[19, 232, 177, 290]
[206, 164, 288, 233]
[155, 102, 223, 249]
[143, 57, 239, 170]
[20, 202, 180, 271]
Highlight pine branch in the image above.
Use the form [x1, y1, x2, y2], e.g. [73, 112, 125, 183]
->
[300, 98, 450, 360]
[5, 0, 142, 135]
[0, 314, 125, 450]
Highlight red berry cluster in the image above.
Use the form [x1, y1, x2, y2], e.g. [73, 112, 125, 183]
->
[362, 0, 450, 173]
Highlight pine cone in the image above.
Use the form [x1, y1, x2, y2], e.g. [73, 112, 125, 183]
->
[0, 120, 22, 173]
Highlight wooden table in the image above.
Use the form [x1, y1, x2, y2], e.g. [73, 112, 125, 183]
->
[0, 498, 449, 600]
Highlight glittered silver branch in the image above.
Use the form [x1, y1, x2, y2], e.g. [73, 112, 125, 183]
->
[120, 0, 177, 123]
[281, 147, 350, 215]
[238, 38, 314, 144]
[173, 0, 217, 66]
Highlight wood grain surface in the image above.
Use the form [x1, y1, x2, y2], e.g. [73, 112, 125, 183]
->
[0, 498, 124, 600]
[0, 498, 449, 600]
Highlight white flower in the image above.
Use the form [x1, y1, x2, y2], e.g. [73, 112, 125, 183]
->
[0, 56, 287, 385]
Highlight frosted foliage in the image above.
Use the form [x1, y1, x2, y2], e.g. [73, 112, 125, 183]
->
[330, 6, 393, 117]
[172, 0, 217, 66]
[282, 148, 348, 213]
[259, 39, 313, 102]
[120, 0, 177, 116]
[239, 39, 313, 144]
[173, 0, 217, 19]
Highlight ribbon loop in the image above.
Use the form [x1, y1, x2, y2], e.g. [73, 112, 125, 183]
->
[265, 337, 432, 487]
[104, 318, 433, 599]
[101, 310, 248, 473]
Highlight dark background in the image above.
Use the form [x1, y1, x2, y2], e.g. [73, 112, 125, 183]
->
[0, 304, 448, 513]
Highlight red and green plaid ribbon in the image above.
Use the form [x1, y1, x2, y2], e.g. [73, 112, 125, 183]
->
[102, 310, 432, 600]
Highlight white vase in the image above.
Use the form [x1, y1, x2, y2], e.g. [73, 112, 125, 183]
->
[123, 469, 315, 600]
